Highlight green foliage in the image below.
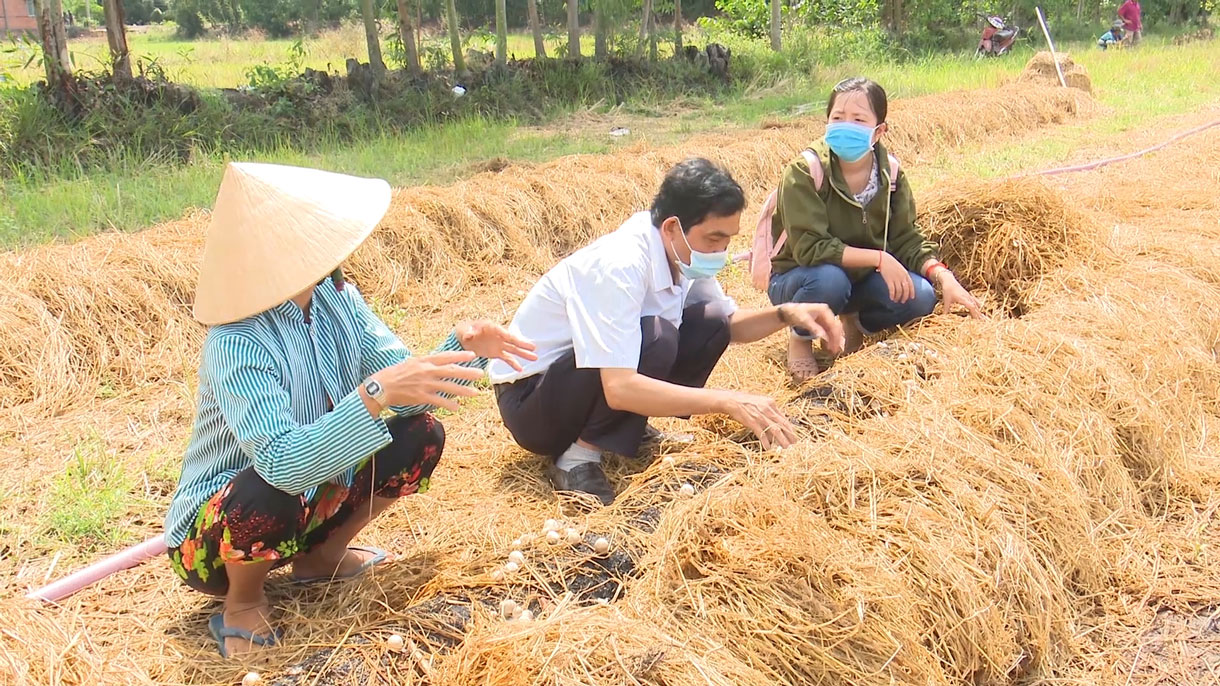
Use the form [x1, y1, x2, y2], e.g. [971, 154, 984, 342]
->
[42, 435, 132, 550]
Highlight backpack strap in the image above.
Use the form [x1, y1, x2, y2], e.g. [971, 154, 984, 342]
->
[768, 149, 826, 258]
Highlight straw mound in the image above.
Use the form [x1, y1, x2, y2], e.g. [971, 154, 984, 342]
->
[1019, 51, 1093, 94]
[919, 176, 1102, 313]
[0, 85, 1093, 412]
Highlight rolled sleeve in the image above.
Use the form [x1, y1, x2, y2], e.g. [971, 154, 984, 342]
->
[566, 260, 647, 369]
[686, 278, 738, 317]
[208, 332, 392, 495]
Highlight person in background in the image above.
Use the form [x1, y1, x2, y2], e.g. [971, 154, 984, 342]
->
[1118, 0, 1142, 45]
[767, 77, 983, 383]
[492, 158, 845, 505]
[165, 162, 535, 658]
[1099, 21, 1126, 49]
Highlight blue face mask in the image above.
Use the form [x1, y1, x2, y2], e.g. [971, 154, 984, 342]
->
[825, 121, 878, 163]
[670, 220, 728, 280]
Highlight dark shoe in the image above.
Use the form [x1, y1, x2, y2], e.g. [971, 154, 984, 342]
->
[547, 462, 616, 505]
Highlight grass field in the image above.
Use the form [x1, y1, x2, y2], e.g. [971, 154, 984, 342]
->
[1, 27, 1217, 248]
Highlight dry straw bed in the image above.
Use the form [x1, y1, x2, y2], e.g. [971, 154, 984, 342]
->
[0, 84, 1092, 414]
[3, 126, 1219, 686]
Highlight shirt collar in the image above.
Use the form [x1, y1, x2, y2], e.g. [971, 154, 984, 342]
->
[641, 213, 683, 293]
[269, 282, 326, 323]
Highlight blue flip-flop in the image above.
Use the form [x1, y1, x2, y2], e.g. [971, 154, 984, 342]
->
[208, 612, 282, 659]
[290, 545, 388, 586]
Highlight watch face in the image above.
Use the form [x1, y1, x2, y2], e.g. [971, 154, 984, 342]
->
[365, 380, 383, 397]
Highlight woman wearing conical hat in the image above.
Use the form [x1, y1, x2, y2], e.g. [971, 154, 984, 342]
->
[163, 163, 536, 658]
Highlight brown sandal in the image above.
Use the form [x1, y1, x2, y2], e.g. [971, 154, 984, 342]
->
[787, 358, 821, 385]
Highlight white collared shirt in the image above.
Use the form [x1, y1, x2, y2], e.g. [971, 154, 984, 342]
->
[489, 211, 737, 384]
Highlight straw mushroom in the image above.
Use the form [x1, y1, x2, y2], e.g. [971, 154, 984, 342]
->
[593, 537, 610, 555]
[566, 528, 582, 545]
[508, 550, 526, 565]
[680, 483, 696, 497]
[500, 599, 518, 618]
[387, 633, 405, 652]
[661, 455, 676, 467]
[242, 673, 261, 686]
[546, 530, 562, 545]
[543, 518, 560, 533]
[519, 610, 534, 622]
[491, 568, 505, 582]
[511, 537, 523, 548]
[505, 561, 520, 573]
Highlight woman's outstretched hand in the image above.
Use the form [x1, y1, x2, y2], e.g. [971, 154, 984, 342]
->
[455, 320, 539, 371]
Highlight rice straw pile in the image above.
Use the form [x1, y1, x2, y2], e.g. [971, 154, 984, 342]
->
[3, 89, 1220, 686]
[0, 85, 1091, 413]
[1019, 51, 1094, 94]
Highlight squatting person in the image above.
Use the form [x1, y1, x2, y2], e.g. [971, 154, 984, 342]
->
[163, 162, 535, 658]
[491, 158, 845, 505]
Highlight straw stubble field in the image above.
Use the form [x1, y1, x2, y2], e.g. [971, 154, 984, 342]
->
[2, 57, 1219, 685]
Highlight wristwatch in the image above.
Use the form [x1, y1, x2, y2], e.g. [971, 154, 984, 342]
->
[363, 378, 387, 410]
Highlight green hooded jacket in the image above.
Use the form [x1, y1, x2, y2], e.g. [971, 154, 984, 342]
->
[769, 140, 939, 283]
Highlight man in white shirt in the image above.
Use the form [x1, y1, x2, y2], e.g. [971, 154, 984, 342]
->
[491, 159, 843, 504]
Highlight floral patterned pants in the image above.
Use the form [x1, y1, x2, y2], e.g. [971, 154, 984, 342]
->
[168, 413, 444, 595]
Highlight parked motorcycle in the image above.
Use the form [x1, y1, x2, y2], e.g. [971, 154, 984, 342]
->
[976, 14, 1021, 57]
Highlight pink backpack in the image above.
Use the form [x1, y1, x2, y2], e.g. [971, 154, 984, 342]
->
[747, 149, 900, 291]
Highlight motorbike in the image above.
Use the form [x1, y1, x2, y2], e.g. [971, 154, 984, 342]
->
[976, 14, 1021, 57]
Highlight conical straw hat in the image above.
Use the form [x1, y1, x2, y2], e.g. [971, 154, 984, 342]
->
[193, 162, 392, 325]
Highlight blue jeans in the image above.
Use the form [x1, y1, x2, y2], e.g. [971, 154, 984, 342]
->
[768, 263, 937, 337]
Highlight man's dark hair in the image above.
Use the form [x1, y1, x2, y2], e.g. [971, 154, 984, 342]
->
[650, 158, 746, 234]
[827, 77, 889, 124]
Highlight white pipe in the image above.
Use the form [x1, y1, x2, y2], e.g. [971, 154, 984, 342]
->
[1035, 6, 1068, 88]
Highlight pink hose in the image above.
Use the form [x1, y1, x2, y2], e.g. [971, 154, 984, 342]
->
[1018, 118, 1220, 178]
[26, 534, 167, 603]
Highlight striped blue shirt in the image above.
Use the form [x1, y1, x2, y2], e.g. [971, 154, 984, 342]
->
[164, 281, 484, 547]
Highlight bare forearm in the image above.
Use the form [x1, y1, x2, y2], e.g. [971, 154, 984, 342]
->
[842, 245, 885, 269]
[602, 369, 726, 418]
[728, 307, 787, 344]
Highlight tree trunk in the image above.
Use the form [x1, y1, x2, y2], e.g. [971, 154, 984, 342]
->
[527, 0, 546, 58]
[593, 0, 607, 59]
[446, 0, 466, 72]
[396, 0, 421, 74]
[495, 0, 508, 64]
[33, 0, 72, 94]
[305, 0, 321, 34]
[101, 0, 131, 82]
[567, 0, 580, 59]
[770, 0, 781, 50]
[637, 0, 652, 57]
[673, 0, 682, 54]
[360, 0, 386, 76]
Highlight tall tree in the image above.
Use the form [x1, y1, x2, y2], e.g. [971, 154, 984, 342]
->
[495, 0, 508, 64]
[567, 0, 580, 59]
[445, 0, 466, 72]
[396, 0, 421, 74]
[527, 0, 546, 58]
[305, 0, 321, 34]
[33, 0, 72, 95]
[637, 0, 653, 57]
[770, 0, 781, 50]
[593, 0, 607, 59]
[673, 0, 682, 54]
[360, 0, 386, 76]
[101, 0, 131, 82]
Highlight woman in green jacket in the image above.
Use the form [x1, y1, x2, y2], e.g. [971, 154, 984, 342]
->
[768, 78, 982, 382]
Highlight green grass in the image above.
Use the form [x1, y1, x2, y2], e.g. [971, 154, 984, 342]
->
[42, 434, 134, 550]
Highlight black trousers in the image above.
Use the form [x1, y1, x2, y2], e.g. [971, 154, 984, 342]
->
[495, 302, 731, 458]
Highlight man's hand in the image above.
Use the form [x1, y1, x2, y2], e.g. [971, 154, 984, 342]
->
[878, 252, 915, 304]
[778, 303, 846, 355]
[936, 272, 985, 319]
[455, 320, 539, 372]
[716, 390, 799, 450]
[372, 351, 485, 412]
